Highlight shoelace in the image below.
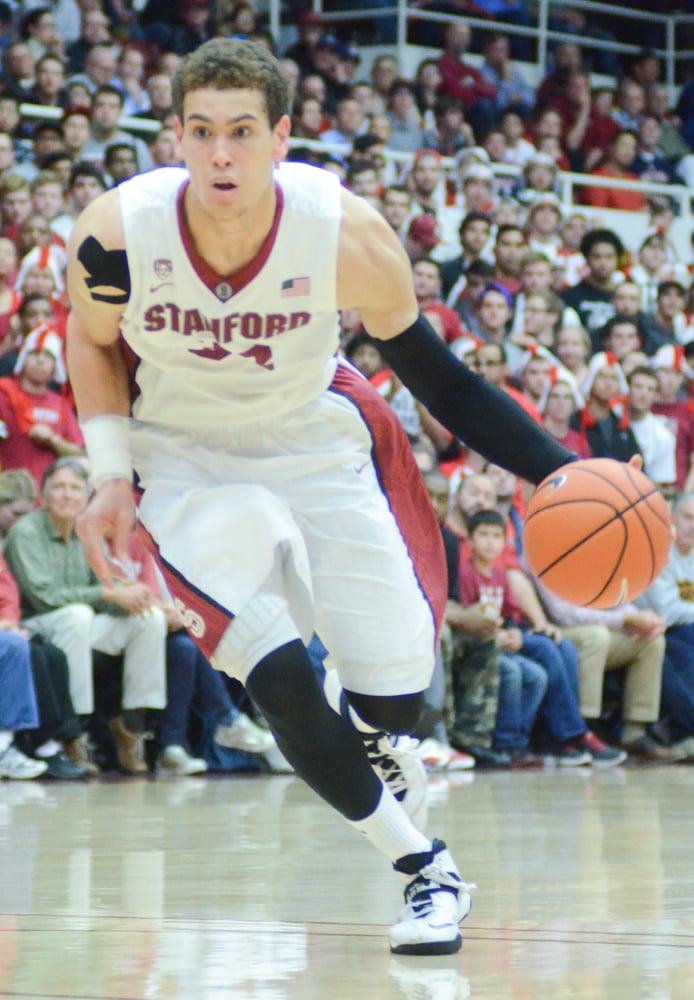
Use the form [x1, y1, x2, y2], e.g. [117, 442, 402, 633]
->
[362, 734, 415, 800]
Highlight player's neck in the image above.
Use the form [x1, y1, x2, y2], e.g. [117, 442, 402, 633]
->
[182, 182, 277, 276]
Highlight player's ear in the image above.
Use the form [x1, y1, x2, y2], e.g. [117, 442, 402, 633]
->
[172, 115, 184, 153]
[272, 114, 291, 162]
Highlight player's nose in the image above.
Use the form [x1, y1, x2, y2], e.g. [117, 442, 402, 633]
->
[210, 136, 234, 167]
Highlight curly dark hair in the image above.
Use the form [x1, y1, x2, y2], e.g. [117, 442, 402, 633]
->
[172, 38, 289, 126]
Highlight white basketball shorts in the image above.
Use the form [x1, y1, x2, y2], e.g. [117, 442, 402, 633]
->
[132, 361, 446, 696]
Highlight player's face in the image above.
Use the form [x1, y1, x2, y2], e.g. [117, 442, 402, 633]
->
[175, 88, 290, 218]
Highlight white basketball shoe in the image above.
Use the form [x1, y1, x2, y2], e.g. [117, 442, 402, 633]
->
[389, 839, 475, 956]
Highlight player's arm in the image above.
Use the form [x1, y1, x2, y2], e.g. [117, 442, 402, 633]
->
[337, 190, 576, 486]
[66, 189, 136, 584]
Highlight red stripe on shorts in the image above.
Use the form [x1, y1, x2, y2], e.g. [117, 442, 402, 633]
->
[135, 520, 234, 661]
[329, 363, 447, 637]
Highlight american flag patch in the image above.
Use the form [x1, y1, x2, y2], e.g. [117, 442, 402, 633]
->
[281, 276, 310, 297]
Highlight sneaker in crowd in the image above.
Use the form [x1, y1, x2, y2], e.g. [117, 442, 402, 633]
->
[621, 732, 686, 763]
[554, 742, 592, 767]
[579, 730, 627, 768]
[157, 745, 208, 777]
[0, 745, 47, 780]
[363, 732, 428, 829]
[390, 838, 475, 955]
[109, 716, 148, 774]
[262, 743, 295, 774]
[417, 738, 475, 772]
[509, 748, 544, 769]
[214, 712, 276, 754]
[42, 751, 90, 779]
[461, 745, 511, 769]
[65, 733, 100, 776]
[669, 735, 694, 760]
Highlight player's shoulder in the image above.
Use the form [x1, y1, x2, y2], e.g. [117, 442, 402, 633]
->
[275, 161, 342, 215]
[68, 187, 124, 256]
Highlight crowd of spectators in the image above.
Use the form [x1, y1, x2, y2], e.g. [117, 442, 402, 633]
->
[1, 1, 694, 780]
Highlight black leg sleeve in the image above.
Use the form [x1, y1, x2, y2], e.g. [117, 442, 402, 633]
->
[246, 641, 382, 821]
[376, 315, 577, 486]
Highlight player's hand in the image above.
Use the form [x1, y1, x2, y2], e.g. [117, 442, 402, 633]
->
[76, 477, 136, 586]
[628, 455, 644, 472]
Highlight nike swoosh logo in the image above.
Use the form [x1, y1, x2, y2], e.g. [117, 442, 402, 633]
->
[355, 462, 370, 475]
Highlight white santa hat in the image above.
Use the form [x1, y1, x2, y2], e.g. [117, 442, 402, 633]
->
[15, 244, 66, 295]
[581, 351, 628, 398]
[15, 323, 67, 384]
[537, 365, 584, 413]
[650, 343, 694, 380]
[510, 341, 559, 378]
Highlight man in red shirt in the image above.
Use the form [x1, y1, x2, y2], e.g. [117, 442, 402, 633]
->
[438, 21, 496, 140]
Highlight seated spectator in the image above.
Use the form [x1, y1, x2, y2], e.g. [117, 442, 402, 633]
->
[553, 323, 592, 388]
[647, 83, 690, 163]
[25, 52, 67, 109]
[636, 492, 694, 757]
[385, 78, 424, 154]
[4, 459, 168, 774]
[437, 21, 496, 140]
[319, 95, 366, 152]
[479, 33, 534, 119]
[412, 257, 462, 339]
[471, 340, 542, 423]
[632, 115, 675, 184]
[611, 77, 646, 132]
[562, 229, 624, 340]
[30, 169, 72, 245]
[600, 315, 645, 363]
[0, 623, 47, 779]
[525, 194, 564, 264]
[80, 84, 152, 174]
[583, 130, 647, 212]
[500, 109, 536, 168]
[0, 173, 33, 242]
[380, 184, 412, 240]
[67, 161, 107, 220]
[104, 142, 139, 186]
[422, 470, 506, 768]
[459, 163, 495, 217]
[629, 232, 679, 314]
[426, 94, 474, 158]
[651, 344, 694, 491]
[571, 351, 641, 461]
[539, 367, 590, 457]
[534, 574, 679, 761]
[61, 104, 92, 162]
[511, 252, 580, 338]
[476, 283, 513, 345]
[626, 365, 677, 488]
[440, 211, 492, 299]
[492, 225, 526, 296]
[115, 44, 150, 117]
[0, 326, 83, 488]
[581, 86, 619, 172]
[556, 211, 587, 288]
[513, 153, 559, 209]
[446, 258, 495, 335]
[517, 348, 555, 410]
[460, 510, 625, 766]
[642, 280, 694, 350]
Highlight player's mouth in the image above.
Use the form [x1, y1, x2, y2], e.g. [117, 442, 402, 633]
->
[212, 180, 237, 191]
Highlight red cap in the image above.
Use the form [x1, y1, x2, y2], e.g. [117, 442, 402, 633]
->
[407, 214, 441, 248]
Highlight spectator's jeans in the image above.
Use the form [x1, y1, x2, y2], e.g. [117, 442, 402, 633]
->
[25, 604, 167, 715]
[494, 652, 548, 751]
[158, 631, 236, 750]
[563, 624, 664, 722]
[0, 631, 38, 733]
[521, 632, 586, 743]
[661, 624, 694, 741]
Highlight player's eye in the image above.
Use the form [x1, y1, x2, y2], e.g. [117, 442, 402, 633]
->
[193, 126, 209, 139]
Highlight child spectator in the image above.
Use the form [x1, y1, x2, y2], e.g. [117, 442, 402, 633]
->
[0, 325, 83, 488]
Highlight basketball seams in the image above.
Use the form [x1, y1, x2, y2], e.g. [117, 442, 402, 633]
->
[525, 458, 672, 609]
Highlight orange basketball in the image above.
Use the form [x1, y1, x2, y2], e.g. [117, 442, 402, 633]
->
[524, 458, 672, 609]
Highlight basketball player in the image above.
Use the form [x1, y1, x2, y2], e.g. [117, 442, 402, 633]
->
[66, 40, 575, 955]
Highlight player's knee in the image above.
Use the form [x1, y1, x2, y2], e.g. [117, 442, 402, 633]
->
[246, 640, 324, 734]
[344, 690, 426, 735]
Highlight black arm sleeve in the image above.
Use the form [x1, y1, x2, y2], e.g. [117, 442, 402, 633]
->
[376, 314, 577, 486]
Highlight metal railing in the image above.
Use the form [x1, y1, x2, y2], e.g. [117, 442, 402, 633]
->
[304, 0, 694, 90]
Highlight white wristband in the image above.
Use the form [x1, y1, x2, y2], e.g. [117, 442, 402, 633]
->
[80, 415, 133, 490]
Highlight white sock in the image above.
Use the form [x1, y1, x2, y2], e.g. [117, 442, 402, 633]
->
[0, 730, 12, 753]
[35, 740, 61, 758]
[348, 785, 431, 863]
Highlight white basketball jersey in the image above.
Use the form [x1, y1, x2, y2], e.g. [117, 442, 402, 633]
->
[118, 162, 342, 436]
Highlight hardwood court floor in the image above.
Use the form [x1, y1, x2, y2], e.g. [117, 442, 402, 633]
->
[1, 764, 694, 1000]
